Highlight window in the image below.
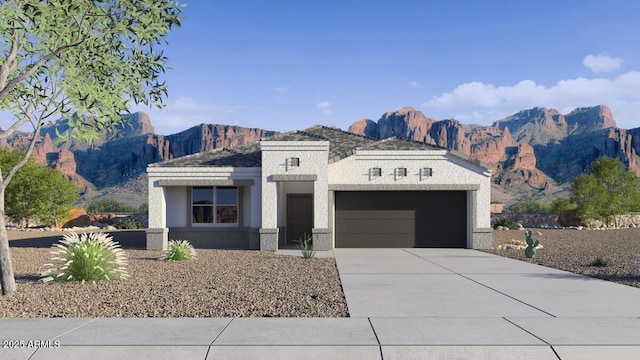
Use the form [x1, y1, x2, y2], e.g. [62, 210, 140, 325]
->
[192, 186, 238, 224]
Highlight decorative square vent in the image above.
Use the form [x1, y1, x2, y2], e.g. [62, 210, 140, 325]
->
[370, 167, 382, 177]
[396, 167, 407, 177]
[288, 157, 300, 167]
[421, 167, 433, 178]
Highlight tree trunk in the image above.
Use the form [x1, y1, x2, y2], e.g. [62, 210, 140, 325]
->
[0, 185, 16, 295]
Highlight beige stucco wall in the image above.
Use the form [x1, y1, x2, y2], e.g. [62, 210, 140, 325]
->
[165, 187, 187, 227]
[328, 149, 492, 246]
[260, 141, 330, 230]
[147, 167, 262, 230]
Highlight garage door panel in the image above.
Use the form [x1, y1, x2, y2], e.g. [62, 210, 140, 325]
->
[335, 191, 467, 248]
[337, 234, 415, 248]
[337, 210, 415, 220]
[336, 220, 416, 234]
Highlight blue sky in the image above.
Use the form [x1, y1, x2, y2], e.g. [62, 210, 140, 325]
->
[4, 0, 640, 135]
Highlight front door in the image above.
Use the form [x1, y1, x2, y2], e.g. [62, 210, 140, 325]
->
[286, 194, 313, 245]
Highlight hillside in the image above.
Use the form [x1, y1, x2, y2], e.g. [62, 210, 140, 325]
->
[1, 105, 638, 206]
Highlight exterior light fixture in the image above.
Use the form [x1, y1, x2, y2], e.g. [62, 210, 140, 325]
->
[370, 167, 382, 177]
[396, 167, 407, 177]
[288, 157, 300, 167]
[421, 167, 433, 179]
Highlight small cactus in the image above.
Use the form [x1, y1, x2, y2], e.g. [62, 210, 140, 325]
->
[524, 230, 540, 258]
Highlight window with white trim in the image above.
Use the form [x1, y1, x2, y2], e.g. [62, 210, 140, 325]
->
[192, 186, 238, 224]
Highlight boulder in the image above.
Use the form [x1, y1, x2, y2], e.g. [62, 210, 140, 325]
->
[558, 210, 581, 227]
[63, 211, 91, 228]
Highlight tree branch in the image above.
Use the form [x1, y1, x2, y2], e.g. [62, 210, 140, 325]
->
[0, 103, 34, 140]
[0, 36, 86, 100]
[0, 31, 21, 91]
[1, 110, 38, 188]
[1, 85, 62, 185]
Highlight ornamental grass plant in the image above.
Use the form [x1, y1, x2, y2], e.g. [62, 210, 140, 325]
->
[296, 233, 316, 259]
[162, 239, 197, 261]
[41, 232, 129, 283]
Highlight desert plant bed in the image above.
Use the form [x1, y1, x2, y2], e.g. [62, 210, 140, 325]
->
[486, 228, 640, 288]
[0, 232, 348, 318]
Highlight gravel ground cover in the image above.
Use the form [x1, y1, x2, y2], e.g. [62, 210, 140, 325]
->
[487, 228, 640, 288]
[3, 228, 639, 317]
[0, 231, 349, 318]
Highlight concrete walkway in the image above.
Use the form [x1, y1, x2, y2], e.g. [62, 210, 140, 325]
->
[1, 249, 640, 359]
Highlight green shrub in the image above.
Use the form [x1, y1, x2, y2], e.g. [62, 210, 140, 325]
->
[86, 199, 139, 214]
[41, 232, 128, 283]
[296, 233, 316, 259]
[506, 200, 553, 214]
[590, 256, 609, 267]
[162, 240, 197, 261]
[137, 203, 149, 215]
[551, 197, 575, 214]
[493, 218, 520, 230]
[116, 218, 144, 229]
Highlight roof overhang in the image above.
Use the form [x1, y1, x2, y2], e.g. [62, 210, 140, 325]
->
[157, 179, 255, 187]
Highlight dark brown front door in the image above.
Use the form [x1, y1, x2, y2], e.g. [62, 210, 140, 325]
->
[287, 194, 313, 245]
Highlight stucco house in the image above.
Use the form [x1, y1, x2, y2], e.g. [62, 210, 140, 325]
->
[146, 126, 492, 250]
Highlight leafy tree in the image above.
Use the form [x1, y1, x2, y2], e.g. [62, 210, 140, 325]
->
[0, 1, 183, 295]
[570, 157, 640, 227]
[1, 149, 79, 227]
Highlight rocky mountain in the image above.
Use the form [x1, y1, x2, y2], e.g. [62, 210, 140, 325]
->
[1, 105, 637, 206]
[1, 113, 276, 205]
[348, 105, 640, 202]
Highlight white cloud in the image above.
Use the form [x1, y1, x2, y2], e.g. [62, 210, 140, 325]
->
[316, 101, 333, 116]
[422, 71, 640, 129]
[274, 86, 290, 93]
[583, 53, 623, 73]
[408, 80, 422, 89]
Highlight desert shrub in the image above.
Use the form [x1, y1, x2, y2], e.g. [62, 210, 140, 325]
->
[493, 218, 520, 230]
[86, 199, 138, 214]
[137, 203, 149, 215]
[116, 218, 144, 229]
[550, 197, 575, 214]
[506, 200, 552, 214]
[162, 240, 197, 261]
[296, 233, 316, 259]
[41, 232, 128, 283]
[590, 256, 609, 267]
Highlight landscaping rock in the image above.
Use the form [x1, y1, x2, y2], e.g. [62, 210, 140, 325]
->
[63, 214, 91, 228]
[558, 210, 581, 227]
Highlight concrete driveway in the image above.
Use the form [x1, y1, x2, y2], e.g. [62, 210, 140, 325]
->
[2, 248, 640, 360]
[334, 248, 640, 359]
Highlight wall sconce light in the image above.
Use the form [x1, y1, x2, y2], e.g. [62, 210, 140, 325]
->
[421, 167, 433, 179]
[288, 157, 300, 167]
[370, 167, 382, 177]
[396, 167, 407, 177]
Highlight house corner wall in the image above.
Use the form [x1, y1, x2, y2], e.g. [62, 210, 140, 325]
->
[146, 175, 168, 250]
[472, 173, 493, 249]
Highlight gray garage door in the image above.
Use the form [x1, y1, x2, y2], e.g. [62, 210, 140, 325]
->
[335, 191, 467, 248]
